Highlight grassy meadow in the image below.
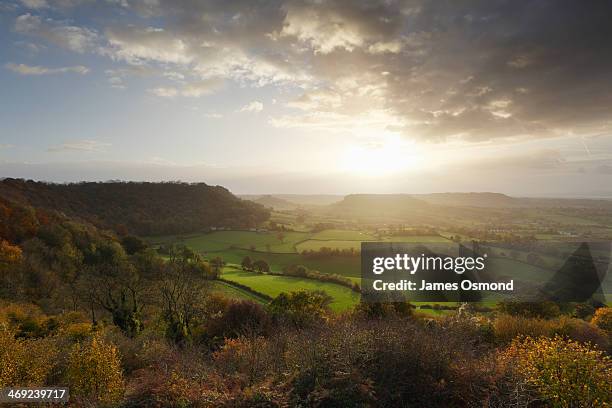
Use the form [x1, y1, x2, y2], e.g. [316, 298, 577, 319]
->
[147, 225, 585, 312]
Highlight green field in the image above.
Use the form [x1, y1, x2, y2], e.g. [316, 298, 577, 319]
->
[149, 230, 310, 253]
[221, 267, 360, 311]
[382, 235, 450, 243]
[296, 239, 362, 252]
[210, 248, 361, 278]
[309, 229, 375, 240]
[150, 229, 597, 313]
[209, 280, 268, 304]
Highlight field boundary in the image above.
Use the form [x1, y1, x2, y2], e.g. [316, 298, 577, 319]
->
[216, 278, 273, 302]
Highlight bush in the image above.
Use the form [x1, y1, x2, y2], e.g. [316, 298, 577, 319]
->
[500, 335, 612, 407]
[67, 334, 125, 404]
[493, 314, 556, 344]
[354, 301, 414, 319]
[494, 314, 609, 349]
[268, 290, 331, 328]
[216, 300, 271, 338]
[283, 318, 492, 406]
[213, 336, 271, 387]
[574, 302, 596, 319]
[497, 301, 561, 319]
[283, 265, 359, 292]
[0, 327, 58, 387]
[592, 307, 612, 333]
[553, 317, 609, 351]
[0, 302, 55, 338]
[61, 322, 94, 342]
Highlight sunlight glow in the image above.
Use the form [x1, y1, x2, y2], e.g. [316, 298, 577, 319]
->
[340, 137, 424, 177]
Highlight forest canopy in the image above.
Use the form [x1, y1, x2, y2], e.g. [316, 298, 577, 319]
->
[0, 179, 270, 236]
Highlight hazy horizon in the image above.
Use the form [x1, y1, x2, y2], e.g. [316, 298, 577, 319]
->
[3, 173, 611, 199]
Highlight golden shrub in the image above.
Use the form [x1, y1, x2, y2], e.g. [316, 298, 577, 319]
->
[67, 334, 125, 404]
[0, 239, 22, 263]
[500, 335, 612, 407]
[592, 307, 612, 334]
[61, 322, 94, 342]
[0, 327, 58, 387]
[493, 314, 556, 343]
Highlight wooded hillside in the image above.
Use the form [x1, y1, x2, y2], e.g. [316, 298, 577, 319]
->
[0, 179, 270, 235]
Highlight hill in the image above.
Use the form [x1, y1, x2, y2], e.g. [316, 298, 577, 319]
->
[240, 194, 343, 207]
[329, 194, 431, 219]
[413, 192, 520, 208]
[247, 195, 298, 210]
[0, 179, 270, 236]
[414, 193, 612, 209]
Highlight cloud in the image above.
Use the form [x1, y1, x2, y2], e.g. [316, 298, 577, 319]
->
[105, 26, 192, 65]
[149, 87, 178, 98]
[9, 1, 612, 144]
[239, 101, 263, 113]
[107, 75, 125, 89]
[204, 112, 223, 119]
[0, 144, 15, 149]
[20, 0, 48, 9]
[47, 140, 111, 152]
[19, 0, 92, 9]
[6, 62, 89, 75]
[15, 13, 99, 53]
[149, 79, 222, 98]
[278, 0, 403, 54]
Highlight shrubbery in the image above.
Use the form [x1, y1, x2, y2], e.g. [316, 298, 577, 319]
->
[592, 307, 612, 333]
[493, 314, 609, 349]
[497, 300, 562, 318]
[0, 327, 58, 387]
[67, 335, 125, 404]
[283, 264, 360, 292]
[500, 336, 612, 407]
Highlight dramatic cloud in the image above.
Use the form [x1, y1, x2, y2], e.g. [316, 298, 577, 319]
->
[8, 0, 612, 144]
[14, 13, 99, 53]
[47, 140, 110, 152]
[6, 62, 89, 75]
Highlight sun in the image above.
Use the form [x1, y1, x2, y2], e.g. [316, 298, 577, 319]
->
[340, 138, 423, 177]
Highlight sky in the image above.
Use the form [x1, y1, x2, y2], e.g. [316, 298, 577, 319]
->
[0, 0, 611, 196]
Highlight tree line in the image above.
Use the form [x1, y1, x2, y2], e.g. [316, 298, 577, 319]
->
[0, 178, 270, 236]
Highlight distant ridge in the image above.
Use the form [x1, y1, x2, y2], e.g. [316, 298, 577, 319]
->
[239, 194, 343, 207]
[329, 194, 430, 218]
[252, 195, 297, 210]
[412, 192, 519, 208]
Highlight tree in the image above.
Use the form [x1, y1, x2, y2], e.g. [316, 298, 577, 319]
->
[253, 259, 270, 273]
[158, 246, 211, 344]
[276, 231, 286, 244]
[268, 290, 332, 328]
[0, 239, 23, 298]
[241, 256, 253, 271]
[212, 300, 271, 338]
[210, 256, 225, 278]
[591, 307, 612, 333]
[121, 235, 148, 255]
[79, 241, 146, 337]
[67, 335, 125, 404]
